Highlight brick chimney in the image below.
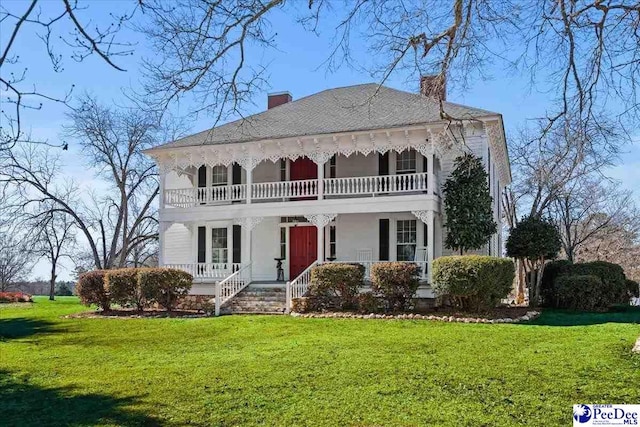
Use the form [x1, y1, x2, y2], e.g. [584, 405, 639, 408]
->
[267, 91, 292, 109]
[420, 75, 446, 101]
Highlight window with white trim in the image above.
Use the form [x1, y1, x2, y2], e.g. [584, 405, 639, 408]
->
[211, 228, 228, 263]
[396, 220, 417, 261]
[211, 165, 227, 186]
[396, 150, 416, 174]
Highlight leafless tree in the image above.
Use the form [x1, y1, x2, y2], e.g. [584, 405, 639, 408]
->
[0, 95, 160, 271]
[0, 222, 35, 292]
[0, 0, 137, 150]
[30, 208, 76, 300]
[136, 0, 640, 132]
[551, 179, 638, 262]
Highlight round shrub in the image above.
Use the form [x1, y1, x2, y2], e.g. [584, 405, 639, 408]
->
[138, 268, 193, 311]
[370, 262, 420, 312]
[105, 268, 142, 309]
[432, 256, 515, 311]
[540, 260, 572, 308]
[555, 275, 605, 311]
[76, 270, 109, 310]
[309, 263, 365, 310]
[565, 261, 628, 307]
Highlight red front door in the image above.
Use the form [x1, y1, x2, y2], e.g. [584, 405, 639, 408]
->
[289, 226, 317, 279]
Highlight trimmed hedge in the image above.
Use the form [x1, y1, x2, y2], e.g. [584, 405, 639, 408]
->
[309, 263, 365, 310]
[432, 256, 515, 311]
[138, 268, 193, 311]
[370, 262, 420, 311]
[76, 270, 109, 310]
[540, 260, 572, 307]
[76, 268, 193, 311]
[105, 269, 142, 310]
[0, 292, 33, 303]
[541, 260, 631, 309]
[356, 292, 382, 314]
[555, 275, 605, 311]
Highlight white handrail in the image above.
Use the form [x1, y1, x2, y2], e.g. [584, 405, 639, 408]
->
[214, 263, 252, 316]
[164, 263, 242, 280]
[164, 185, 246, 207]
[323, 172, 428, 197]
[285, 260, 319, 313]
[252, 179, 318, 200]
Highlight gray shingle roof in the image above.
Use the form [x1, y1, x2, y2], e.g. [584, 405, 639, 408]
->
[155, 83, 499, 149]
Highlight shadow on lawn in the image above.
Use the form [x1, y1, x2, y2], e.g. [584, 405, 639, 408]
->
[0, 318, 57, 341]
[522, 307, 640, 326]
[0, 370, 164, 427]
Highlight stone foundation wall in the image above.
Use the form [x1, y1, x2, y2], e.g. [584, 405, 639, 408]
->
[177, 294, 215, 311]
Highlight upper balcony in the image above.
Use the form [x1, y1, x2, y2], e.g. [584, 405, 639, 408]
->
[164, 171, 436, 208]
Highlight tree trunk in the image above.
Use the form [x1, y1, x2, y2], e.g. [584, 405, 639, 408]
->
[49, 266, 57, 301]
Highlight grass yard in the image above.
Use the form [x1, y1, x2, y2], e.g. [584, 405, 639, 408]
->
[1, 297, 639, 427]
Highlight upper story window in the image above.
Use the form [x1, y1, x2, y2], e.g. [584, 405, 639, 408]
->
[211, 165, 227, 186]
[396, 150, 416, 174]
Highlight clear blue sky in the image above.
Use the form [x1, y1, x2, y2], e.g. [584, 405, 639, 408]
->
[2, 1, 638, 280]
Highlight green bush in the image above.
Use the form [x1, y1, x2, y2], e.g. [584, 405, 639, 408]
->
[555, 275, 606, 311]
[626, 279, 639, 298]
[76, 270, 109, 310]
[432, 256, 514, 311]
[308, 263, 365, 310]
[540, 260, 572, 307]
[370, 262, 420, 311]
[105, 268, 142, 310]
[138, 268, 193, 311]
[566, 261, 628, 307]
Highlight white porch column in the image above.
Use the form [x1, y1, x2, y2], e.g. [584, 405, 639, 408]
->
[411, 210, 435, 283]
[246, 166, 253, 204]
[304, 213, 337, 263]
[233, 216, 264, 282]
[239, 157, 259, 205]
[158, 222, 170, 266]
[159, 167, 167, 209]
[427, 151, 434, 194]
[309, 152, 332, 201]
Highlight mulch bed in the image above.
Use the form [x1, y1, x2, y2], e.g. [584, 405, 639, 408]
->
[65, 309, 207, 319]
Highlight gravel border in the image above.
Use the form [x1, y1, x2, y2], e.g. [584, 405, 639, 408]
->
[291, 310, 541, 323]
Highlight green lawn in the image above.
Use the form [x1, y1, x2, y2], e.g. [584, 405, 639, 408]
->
[1, 298, 639, 427]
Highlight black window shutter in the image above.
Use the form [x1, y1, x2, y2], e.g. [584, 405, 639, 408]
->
[233, 225, 242, 264]
[378, 153, 389, 175]
[232, 163, 242, 185]
[197, 226, 206, 263]
[379, 219, 389, 261]
[423, 155, 428, 173]
[423, 222, 428, 248]
[198, 166, 207, 187]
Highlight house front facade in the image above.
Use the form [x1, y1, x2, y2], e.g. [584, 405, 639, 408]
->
[144, 80, 511, 312]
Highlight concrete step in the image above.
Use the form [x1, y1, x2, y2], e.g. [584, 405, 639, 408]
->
[221, 284, 287, 315]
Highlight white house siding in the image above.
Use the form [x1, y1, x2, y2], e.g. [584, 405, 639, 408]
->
[249, 217, 281, 281]
[163, 223, 193, 264]
[165, 170, 193, 190]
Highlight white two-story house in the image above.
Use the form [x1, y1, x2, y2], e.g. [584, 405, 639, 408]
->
[144, 79, 511, 314]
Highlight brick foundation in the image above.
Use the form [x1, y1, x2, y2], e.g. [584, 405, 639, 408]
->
[176, 294, 216, 311]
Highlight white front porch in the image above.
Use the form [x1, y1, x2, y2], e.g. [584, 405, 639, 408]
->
[161, 211, 442, 297]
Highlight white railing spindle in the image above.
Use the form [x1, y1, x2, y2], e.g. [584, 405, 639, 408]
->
[285, 260, 319, 313]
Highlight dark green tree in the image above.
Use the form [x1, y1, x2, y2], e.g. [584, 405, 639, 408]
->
[443, 153, 497, 255]
[506, 215, 561, 306]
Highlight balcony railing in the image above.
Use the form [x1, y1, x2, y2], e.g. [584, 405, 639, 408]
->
[164, 263, 242, 280]
[164, 172, 433, 208]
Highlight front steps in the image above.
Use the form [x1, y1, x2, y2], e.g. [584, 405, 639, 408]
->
[221, 283, 287, 315]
